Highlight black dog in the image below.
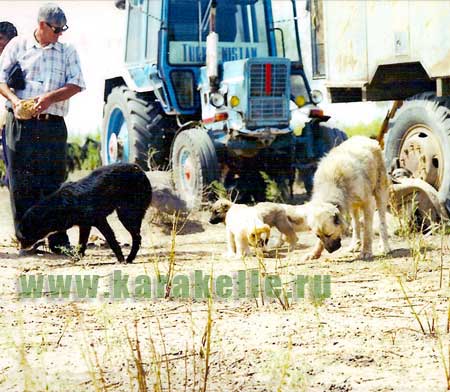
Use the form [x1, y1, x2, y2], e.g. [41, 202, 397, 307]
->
[17, 163, 152, 263]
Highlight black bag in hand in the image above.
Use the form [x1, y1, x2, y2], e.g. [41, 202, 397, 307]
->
[6, 62, 25, 90]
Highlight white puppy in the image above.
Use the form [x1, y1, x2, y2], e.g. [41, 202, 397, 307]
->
[224, 204, 271, 258]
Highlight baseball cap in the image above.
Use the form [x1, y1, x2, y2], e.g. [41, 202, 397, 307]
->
[37, 3, 67, 27]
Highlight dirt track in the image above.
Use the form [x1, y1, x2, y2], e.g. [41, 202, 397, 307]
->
[0, 180, 449, 391]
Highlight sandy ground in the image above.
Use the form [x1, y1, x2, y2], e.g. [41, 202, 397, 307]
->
[0, 174, 449, 392]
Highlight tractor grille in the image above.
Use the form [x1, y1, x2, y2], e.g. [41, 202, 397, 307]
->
[248, 61, 289, 127]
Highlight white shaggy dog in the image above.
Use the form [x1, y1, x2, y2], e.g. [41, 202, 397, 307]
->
[306, 136, 391, 260]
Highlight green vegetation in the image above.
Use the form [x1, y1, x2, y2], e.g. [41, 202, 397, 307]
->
[81, 140, 101, 170]
[66, 134, 102, 173]
[343, 118, 383, 138]
[67, 131, 100, 146]
[260, 171, 288, 203]
[0, 158, 5, 185]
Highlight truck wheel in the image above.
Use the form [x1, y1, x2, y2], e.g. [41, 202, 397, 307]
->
[301, 125, 347, 194]
[384, 95, 450, 207]
[171, 128, 219, 210]
[102, 86, 174, 170]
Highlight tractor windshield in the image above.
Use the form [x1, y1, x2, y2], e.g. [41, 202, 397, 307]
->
[168, 0, 269, 64]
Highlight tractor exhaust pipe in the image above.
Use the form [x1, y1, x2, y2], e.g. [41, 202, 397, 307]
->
[206, 0, 218, 91]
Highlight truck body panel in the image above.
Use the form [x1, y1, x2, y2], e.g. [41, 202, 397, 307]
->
[322, 0, 450, 102]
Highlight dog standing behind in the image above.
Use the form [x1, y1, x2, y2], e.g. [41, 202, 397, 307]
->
[307, 136, 391, 260]
[252, 202, 310, 248]
[17, 163, 152, 263]
[209, 199, 309, 251]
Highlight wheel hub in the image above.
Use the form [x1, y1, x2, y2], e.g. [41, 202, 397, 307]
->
[184, 165, 192, 182]
[399, 124, 443, 189]
[108, 133, 118, 162]
[108, 133, 125, 163]
[180, 150, 196, 192]
[107, 108, 129, 164]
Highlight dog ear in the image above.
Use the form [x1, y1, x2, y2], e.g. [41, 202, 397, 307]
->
[221, 199, 232, 212]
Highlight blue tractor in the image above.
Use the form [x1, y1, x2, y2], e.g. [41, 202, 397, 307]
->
[102, 0, 346, 209]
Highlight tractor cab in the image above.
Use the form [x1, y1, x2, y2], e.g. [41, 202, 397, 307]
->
[120, 0, 274, 116]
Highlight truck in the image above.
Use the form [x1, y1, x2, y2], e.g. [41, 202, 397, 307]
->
[102, 0, 346, 209]
[315, 0, 450, 211]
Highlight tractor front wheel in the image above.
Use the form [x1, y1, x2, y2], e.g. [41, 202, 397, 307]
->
[171, 128, 219, 210]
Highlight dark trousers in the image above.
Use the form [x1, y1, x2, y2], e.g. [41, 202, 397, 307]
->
[4, 111, 69, 249]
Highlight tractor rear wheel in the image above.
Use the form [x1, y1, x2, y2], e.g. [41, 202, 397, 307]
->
[102, 86, 175, 170]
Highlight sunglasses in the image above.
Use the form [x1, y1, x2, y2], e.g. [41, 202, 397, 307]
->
[45, 22, 68, 34]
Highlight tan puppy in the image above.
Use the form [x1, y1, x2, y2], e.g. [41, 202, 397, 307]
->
[254, 202, 310, 248]
[210, 199, 309, 250]
[307, 136, 391, 260]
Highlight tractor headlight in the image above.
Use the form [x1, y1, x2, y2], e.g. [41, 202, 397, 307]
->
[210, 92, 225, 108]
[230, 95, 240, 108]
[295, 95, 306, 107]
[311, 89, 323, 104]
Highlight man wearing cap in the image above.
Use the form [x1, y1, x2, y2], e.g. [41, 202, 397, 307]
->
[0, 3, 85, 255]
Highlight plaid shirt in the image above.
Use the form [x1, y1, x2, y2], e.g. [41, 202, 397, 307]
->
[0, 34, 85, 117]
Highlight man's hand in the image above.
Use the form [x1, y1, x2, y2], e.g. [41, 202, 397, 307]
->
[33, 84, 81, 115]
[10, 96, 21, 109]
[33, 94, 52, 116]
